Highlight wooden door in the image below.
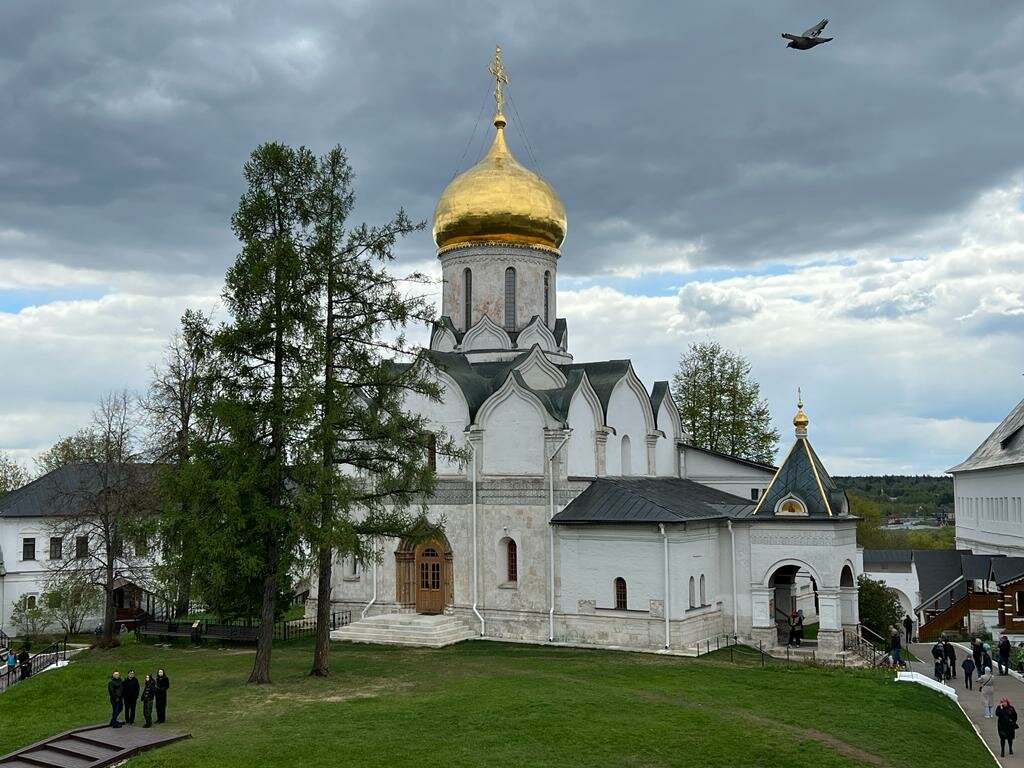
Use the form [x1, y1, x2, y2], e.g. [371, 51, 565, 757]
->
[416, 542, 444, 614]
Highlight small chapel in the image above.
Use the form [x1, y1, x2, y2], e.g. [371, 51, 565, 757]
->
[325, 49, 860, 657]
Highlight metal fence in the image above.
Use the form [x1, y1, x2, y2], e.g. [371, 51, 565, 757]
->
[139, 611, 351, 645]
[0, 640, 68, 695]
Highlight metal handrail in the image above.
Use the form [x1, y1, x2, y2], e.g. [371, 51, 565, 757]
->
[0, 640, 68, 695]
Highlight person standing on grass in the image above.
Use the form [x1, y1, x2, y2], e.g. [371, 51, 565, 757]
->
[979, 667, 996, 718]
[903, 614, 913, 644]
[889, 626, 903, 667]
[997, 698, 1018, 757]
[943, 638, 956, 680]
[141, 674, 156, 728]
[155, 668, 170, 723]
[999, 635, 1012, 676]
[108, 671, 124, 728]
[122, 670, 140, 725]
[963, 655, 976, 690]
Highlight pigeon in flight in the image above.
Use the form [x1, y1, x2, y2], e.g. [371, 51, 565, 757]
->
[782, 18, 833, 50]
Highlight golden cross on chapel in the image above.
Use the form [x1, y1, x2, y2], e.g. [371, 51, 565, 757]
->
[487, 45, 509, 116]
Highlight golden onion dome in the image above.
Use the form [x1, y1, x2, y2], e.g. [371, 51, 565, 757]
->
[433, 113, 567, 253]
[793, 398, 809, 431]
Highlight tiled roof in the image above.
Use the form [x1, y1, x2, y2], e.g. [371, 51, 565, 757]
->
[991, 557, 1024, 586]
[551, 477, 754, 524]
[948, 397, 1024, 473]
[914, 549, 971, 607]
[863, 549, 913, 565]
[0, 463, 156, 519]
[681, 443, 777, 473]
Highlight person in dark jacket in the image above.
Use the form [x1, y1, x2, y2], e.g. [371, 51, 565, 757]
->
[108, 671, 123, 728]
[999, 636, 1012, 676]
[996, 698, 1018, 757]
[973, 638, 984, 672]
[141, 674, 156, 728]
[122, 670, 140, 725]
[983, 643, 994, 675]
[903, 614, 913, 643]
[17, 648, 30, 680]
[943, 639, 957, 679]
[155, 668, 170, 723]
[962, 656, 976, 690]
[889, 626, 902, 667]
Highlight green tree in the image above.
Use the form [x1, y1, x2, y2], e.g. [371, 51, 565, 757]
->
[42, 572, 103, 635]
[10, 595, 50, 641]
[857, 574, 903, 640]
[671, 340, 779, 464]
[0, 451, 29, 495]
[299, 146, 455, 676]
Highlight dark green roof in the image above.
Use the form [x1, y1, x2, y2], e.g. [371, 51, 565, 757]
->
[752, 437, 847, 518]
[552, 477, 754, 524]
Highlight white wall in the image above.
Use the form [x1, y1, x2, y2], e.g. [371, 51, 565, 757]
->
[655, 401, 679, 478]
[481, 390, 544, 475]
[605, 379, 648, 476]
[566, 389, 598, 477]
[954, 466, 1024, 555]
[682, 447, 774, 502]
[404, 373, 469, 476]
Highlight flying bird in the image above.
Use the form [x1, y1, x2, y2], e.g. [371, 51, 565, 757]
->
[782, 18, 833, 50]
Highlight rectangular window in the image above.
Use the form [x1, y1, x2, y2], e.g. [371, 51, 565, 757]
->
[22, 537, 36, 560]
[49, 536, 63, 560]
[1017, 591, 1024, 616]
[76, 536, 89, 559]
[112, 537, 124, 558]
[750, 488, 760, 501]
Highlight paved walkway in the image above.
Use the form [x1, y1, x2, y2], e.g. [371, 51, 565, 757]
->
[909, 643, 1022, 766]
[0, 723, 188, 767]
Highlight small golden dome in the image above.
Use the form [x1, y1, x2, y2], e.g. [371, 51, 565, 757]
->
[433, 114, 567, 253]
[793, 399, 809, 430]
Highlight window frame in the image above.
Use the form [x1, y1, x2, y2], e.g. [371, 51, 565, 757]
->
[504, 267, 516, 330]
[506, 539, 518, 583]
[49, 536, 63, 560]
[614, 577, 627, 611]
[75, 535, 89, 559]
[22, 537, 36, 561]
[463, 267, 473, 330]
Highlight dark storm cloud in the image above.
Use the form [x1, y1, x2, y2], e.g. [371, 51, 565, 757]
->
[2, 2, 1023, 279]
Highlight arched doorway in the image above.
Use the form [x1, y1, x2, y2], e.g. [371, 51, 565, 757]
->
[767, 563, 821, 644]
[395, 534, 453, 614]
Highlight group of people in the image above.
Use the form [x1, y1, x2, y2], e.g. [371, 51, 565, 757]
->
[107, 668, 169, 729]
[1, 647, 31, 681]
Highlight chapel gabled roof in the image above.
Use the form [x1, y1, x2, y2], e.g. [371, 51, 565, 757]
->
[551, 477, 754, 524]
[751, 400, 847, 518]
[991, 556, 1024, 586]
[948, 396, 1024, 473]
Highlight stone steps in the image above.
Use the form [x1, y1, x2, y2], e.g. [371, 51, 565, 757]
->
[330, 613, 477, 648]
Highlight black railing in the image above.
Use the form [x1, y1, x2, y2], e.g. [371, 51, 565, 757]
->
[842, 627, 887, 667]
[138, 611, 351, 645]
[0, 640, 68, 695]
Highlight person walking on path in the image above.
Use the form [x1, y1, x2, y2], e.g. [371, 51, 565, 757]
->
[141, 674, 156, 728]
[943, 638, 957, 680]
[983, 643, 994, 675]
[999, 635, 1012, 676]
[963, 656, 976, 690]
[17, 647, 30, 680]
[155, 668, 170, 724]
[979, 667, 996, 719]
[4, 649, 15, 680]
[122, 670, 140, 725]
[108, 671, 124, 728]
[903, 614, 913, 644]
[931, 640, 945, 680]
[974, 638, 984, 673]
[889, 626, 903, 667]
[996, 698, 1018, 757]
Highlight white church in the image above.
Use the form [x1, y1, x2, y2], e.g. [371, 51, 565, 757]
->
[326, 51, 861, 657]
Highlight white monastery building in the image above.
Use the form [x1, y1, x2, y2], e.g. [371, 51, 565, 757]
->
[324, 51, 862, 657]
[952, 396, 1024, 556]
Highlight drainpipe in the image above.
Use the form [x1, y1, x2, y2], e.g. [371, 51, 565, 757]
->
[549, 430, 572, 641]
[470, 440, 485, 636]
[361, 538, 378, 620]
[660, 523, 670, 649]
[727, 520, 738, 636]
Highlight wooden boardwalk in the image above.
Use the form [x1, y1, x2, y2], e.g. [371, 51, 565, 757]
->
[0, 723, 188, 768]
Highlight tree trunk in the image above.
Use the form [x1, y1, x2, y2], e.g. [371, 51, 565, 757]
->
[311, 544, 333, 676]
[248, 535, 279, 684]
[174, 568, 192, 619]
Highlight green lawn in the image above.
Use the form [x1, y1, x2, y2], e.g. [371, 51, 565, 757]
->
[1, 637, 988, 768]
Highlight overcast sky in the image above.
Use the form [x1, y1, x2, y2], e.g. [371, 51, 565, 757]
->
[2, 1, 1023, 475]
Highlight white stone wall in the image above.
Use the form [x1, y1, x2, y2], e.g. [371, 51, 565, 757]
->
[605, 378, 651, 476]
[862, 561, 919, 615]
[439, 244, 558, 333]
[404, 372, 469, 477]
[655, 401, 680, 477]
[681, 447, 774, 502]
[953, 466, 1024, 555]
[479, 389, 546, 476]
[566, 388, 600, 477]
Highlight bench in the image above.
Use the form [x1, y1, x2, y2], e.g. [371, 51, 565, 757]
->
[139, 621, 196, 639]
[203, 624, 260, 643]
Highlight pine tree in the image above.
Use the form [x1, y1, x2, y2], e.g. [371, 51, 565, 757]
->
[671, 340, 779, 465]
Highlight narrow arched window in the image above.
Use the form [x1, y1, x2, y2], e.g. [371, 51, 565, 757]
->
[426, 432, 437, 472]
[620, 435, 632, 475]
[504, 267, 516, 330]
[614, 577, 627, 610]
[699, 574, 706, 606]
[688, 576, 696, 608]
[543, 271, 550, 326]
[507, 539, 518, 583]
[463, 268, 473, 330]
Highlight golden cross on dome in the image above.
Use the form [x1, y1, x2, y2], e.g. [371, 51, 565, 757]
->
[487, 45, 509, 115]
[797, 387, 803, 407]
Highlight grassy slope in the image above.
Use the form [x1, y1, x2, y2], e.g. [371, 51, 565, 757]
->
[1, 639, 987, 768]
